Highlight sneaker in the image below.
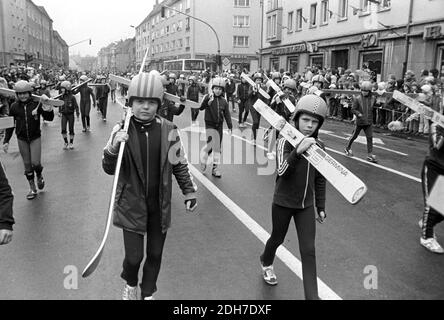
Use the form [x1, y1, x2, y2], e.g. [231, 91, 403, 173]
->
[344, 148, 353, 157]
[103, 118, 107, 122]
[26, 190, 38, 200]
[260, 258, 278, 286]
[68, 143, 74, 150]
[143, 296, 155, 301]
[367, 155, 378, 163]
[37, 176, 45, 190]
[212, 166, 222, 178]
[122, 285, 138, 301]
[82, 128, 87, 133]
[420, 237, 444, 254]
[267, 153, 276, 161]
[87, 127, 91, 132]
[419, 220, 437, 240]
[63, 143, 69, 150]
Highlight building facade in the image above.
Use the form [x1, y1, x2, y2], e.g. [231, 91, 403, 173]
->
[0, 0, 68, 68]
[97, 38, 136, 73]
[261, 0, 444, 81]
[135, 0, 263, 72]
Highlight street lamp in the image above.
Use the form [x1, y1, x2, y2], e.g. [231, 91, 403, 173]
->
[161, 5, 222, 72]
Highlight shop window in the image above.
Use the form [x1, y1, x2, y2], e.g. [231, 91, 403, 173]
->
[270, 58, 280, 72]
[378, 0, 391, 11]
[310, 54, 324, 69]
[360, 51, 382, 82]
[287, 56, 299, 74]
[331, 50, 349, 70]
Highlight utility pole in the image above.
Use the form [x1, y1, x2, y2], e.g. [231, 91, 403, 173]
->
[402, 0, 414, 78]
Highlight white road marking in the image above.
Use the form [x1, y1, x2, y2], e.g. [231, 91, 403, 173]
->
[187, 164, 343, 301]
[231, 117, 420, 183]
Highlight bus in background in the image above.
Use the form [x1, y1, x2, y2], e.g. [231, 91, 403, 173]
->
[163, 59, 206, 74]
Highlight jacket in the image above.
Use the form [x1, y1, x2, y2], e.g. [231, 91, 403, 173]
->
[187, 84, 200, 102]
[352, 94, 376, 126]
[426, 123, 444, 171]
[225, 80, 236, 96]
[274, 138, 326, 211]
[200, 94, 233, 129]
[78, 86, 96, 106]
[102, 116, 197, 234]
[59, 93, 80, 115]
[158, 100, 185, 122]
[4, 99, 54, 144]
[236, 82, 250, 101]
[0, 161, 14, 231]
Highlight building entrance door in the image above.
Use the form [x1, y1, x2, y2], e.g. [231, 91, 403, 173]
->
[331, 50, 349, 70]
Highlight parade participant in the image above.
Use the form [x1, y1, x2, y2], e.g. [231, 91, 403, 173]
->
[267, 79, 297, 160]
[260, 95, 327, 300]
[36, 80, 51, 98]
[178, 74, 186, 96]
[309, 75, 328, 103]
[102, 70, 197, 300]
[225, 74, 237, 113]
[187, 76, 200, 126]
[344, 81, 378, 163]
[157, 73, 186, 122]
[3, 81, 55, 200]
[248, 73, 269, 145]
[199, 77, 233, 178]
[96, 76, 111, 122]
[236, 76, 250, 128]
[419, 122, 444, 254]
[59, 81, 80, 150]
[0, 161, 14, 245]
[268, 72, 282, 101]
[109, 79, 117, 104]
[78, 75, 96, 132]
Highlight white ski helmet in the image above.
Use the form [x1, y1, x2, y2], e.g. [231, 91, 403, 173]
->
[360, 81, 373, 92]
[127, 71, 165, 106]
[14, 80, 33, 94]
[60, 81, 72, 91]
[312, 75, 325, 84]
[80, 75, 89, 82]
[283, 79, 297, 91]
[211, 77, 226, 90]
[294, 95, 328, 128]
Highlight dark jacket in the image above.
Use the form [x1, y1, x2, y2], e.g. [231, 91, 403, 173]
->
[59, 93, 80, 115]
[352, 94, 376, 126]
[102, 116, 197, 234]
[0, 162, 14, 231]
[248, 84, 269, 106]
[187, 84, 200, 103]
[166, 83, 180, 96]
[96, 84, 110, 100]
[426, 123, 444, 171]
[270, 93, 295, 121]
[78, 86, 96, 106]
[4, 99, 54, 144]
[236, 82, 250, 101]
[274, 138, 326, 212]
[158, 100, 185, 122]
[200, 94, 233, 129]
[225, 80, 236, 96]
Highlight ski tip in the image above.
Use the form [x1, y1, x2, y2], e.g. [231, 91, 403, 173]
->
[81, 252, 103, 278]
[350, 185, 368, 205]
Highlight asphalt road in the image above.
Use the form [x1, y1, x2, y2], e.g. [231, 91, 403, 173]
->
[0, 95, 443, 300]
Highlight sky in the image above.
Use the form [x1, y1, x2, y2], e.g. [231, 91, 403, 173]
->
[34, 0, 156, 57]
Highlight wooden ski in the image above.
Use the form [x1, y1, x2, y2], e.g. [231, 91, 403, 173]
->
[240, 73, 271, 100]
[0, 88, 64, 107]
[253, 99, 368, 205]
[263, 74, 296, 113]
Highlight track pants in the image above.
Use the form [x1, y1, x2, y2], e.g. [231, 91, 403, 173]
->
[421, 161, 444, 239]
[346, 124, 374, 154]
[262, 204, 319, 300]
[121, 208, 167, 299]
[238, 100, 249, 124]
[17, 138, 43, 178]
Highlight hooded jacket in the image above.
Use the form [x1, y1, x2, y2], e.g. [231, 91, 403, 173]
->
[352, 94, 376, 126]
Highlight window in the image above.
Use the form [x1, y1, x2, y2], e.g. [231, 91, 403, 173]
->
[234, 0, 250, 7]
[287, 11, 294, 31]
[178, 21, 183, 30]
[338, 0, 348, 20]
[234, 15, 250, 27]
[186, 17, 190, 30]
[233, 36, 249, 47]
[378, 0, 391, 11]
[287, 56, 299, 74]
[296, 9, 303, 31]
[321, 0, 329, 25]
[360, 0, 370, 14]
[267, 0, 279, 11]
[310, 3, 317, 28]
[186, 0, 191, 10]
[185, 37, 190, 47]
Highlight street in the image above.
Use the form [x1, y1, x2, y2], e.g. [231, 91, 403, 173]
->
[1, 96, 443, 300]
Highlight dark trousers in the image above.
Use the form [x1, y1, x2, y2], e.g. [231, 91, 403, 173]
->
[250, 107, 261, 140]
[421, 162, 444, 239]
[121, 208, 167, 299]
[346, 124, 373, 154]
[238, 100, 249, 124]
[17, 138, 42, 175]
[204, 124, 223, 156]
[99, 97, 108, 118]
[191, 109, 200, 122]
[262, 204, 319, 300]
[80, 101, 91, 129]
[61, 114, 75, 136]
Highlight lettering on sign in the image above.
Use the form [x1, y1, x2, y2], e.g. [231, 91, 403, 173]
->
[424, 25, 443, 40]
[361, 33, 378, 48]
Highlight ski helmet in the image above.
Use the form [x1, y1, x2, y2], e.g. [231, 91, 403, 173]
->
[312, 75, 325, 84]
[40, 80, 48, 86]
[14, 80, 33, 94]
[0, 77, 7, 89]
[271, 72, 281, 80]
[360, 81, 373, 91]
[253, 73, 263, 81]
[211, 77, 226, 89]
[294, 95, 328, 128]
[283, 79, 297, 91]
[60, 81, 72, 91]
[127, 71, 165, 106]
[80, 75, 89, 82]
[169, 73, 177, 80]
[189, 76, 197, 83]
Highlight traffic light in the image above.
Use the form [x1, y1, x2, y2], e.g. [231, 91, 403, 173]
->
[161, 6, 166, 18]
[89, 39, 92, 45]
[215, 54, 222, 67]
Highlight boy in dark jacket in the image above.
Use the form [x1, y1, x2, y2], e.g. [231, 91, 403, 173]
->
[261, 95, 327, 300]
[200, 77, 233, 178]
[225, 74, 237, 112]
[236, 77, 250, 128]
[187, 76, 201, 126]
[0, 161, 14, 245]
[59, 81, 80, 150]
[103, 71, 197, 300]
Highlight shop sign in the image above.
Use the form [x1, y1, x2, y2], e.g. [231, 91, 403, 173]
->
[361, 33, 378, 48]
[424, 25, 444, 40]
[272, 42, 318, 56]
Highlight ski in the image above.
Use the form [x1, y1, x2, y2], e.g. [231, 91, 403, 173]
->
[109, 74, 201, 109]
[0, 88, 64, 107]
[392, 90, 444, 128]
[323, 89, 418, 99]
[240, 73, 271, 100]
[82, 107, 133, 278]
[0, 117, 14, 130]
[53, 79, 93, 99]
[253, 99, 368, 205]
[263, 74, 296, 113]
